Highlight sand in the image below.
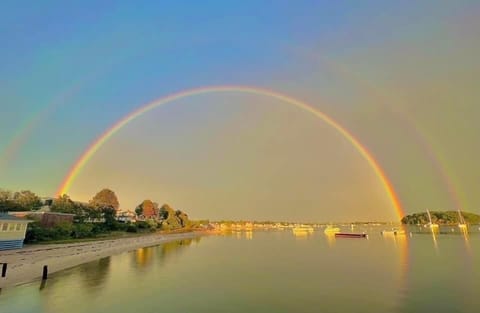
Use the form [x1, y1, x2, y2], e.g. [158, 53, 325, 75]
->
[0, 231, 202, 289]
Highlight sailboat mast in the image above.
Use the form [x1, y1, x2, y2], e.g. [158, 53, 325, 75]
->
[457, 209, 466, 224]
[427, 209, 433, 224]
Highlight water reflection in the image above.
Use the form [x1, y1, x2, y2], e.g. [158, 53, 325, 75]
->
[133, 238, 201, 271]
[215, 229, 254, 240]
[325, 233, 335, 246]
[135, 247, 154, 269]
[292, 227, 314, 239]
[430, 228, 439, 252]
[42, 257, 112, 293]
[79, 257, 112, 289]
[460, 226, 471, 254]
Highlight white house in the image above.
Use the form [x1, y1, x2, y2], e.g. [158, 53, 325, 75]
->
[0, 214, 31, 250]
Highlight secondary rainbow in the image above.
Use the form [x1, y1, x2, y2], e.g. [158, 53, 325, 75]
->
[56, 85, 405, 219]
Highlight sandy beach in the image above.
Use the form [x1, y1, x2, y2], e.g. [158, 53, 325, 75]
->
[0, 231, 202, 289]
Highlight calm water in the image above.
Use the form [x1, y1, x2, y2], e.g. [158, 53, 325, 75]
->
[1, 226, 479, 313]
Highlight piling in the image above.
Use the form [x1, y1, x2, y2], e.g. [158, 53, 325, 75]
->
[42, 265, 48, 280]
[1, 263, 6, 278]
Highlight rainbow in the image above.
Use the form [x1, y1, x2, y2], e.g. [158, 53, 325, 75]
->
[297, 49, 465, 211]
[56, 85, 405, 219]
[0, 84, 84, 175]
[0, 63, 114, 176]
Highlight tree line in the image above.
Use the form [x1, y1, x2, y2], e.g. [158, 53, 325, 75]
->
[1, 187, 195, 243]
[401, 210, 480, 225]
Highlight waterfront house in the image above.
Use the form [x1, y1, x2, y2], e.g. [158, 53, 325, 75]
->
[0, 214, 31, 250]
[117, 210, 136, 223]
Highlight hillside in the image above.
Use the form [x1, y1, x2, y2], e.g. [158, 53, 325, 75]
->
[401, 211, 480, 225]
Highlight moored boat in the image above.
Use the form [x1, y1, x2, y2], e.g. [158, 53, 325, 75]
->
[381, 228, 405, 236]
[457, 210, 468, 231]
[335, 233, 368, 239]
[324, 226, 340, 234]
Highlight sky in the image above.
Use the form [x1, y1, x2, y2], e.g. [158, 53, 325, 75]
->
[1, 1, 479, 221]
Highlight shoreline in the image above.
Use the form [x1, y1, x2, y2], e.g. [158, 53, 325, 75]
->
[0, 231, 204, 289]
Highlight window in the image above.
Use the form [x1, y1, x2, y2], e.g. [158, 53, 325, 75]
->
[2, 223, 8, 231]
[8, 223, 15, 231]
[16, 224, 21, 231]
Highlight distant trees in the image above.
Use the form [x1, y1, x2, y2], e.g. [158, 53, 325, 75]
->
[133, 202, 191, 231]
[13, 190, 42, 210]
[0, 188, 41, 211]
[158, 204, 191, 230]
[402, 211, 480, 225]
[2, 186, 198, 243]
[89, 188, 119, 211]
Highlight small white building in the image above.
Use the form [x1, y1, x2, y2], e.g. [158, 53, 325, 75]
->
[0, 214, 31, 250]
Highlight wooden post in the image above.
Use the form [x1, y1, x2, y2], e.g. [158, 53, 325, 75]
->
[1, 263, 6, 278]
[42, 265, 48, 280]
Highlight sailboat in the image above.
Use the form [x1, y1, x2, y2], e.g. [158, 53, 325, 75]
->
[457, 210, 467, 230]
[426, 209, 439, 230]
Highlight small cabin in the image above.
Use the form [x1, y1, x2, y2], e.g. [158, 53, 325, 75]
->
[0, 214, 31, 250]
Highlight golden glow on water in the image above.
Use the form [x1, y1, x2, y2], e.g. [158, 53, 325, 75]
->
[325, 232, 336, 247]
[135, 247, 154, 267]
[430, 228, 439, 252]
[460, 226, 471, 254]
[292, 230, 310, 239]
[292, 226, 315, 239]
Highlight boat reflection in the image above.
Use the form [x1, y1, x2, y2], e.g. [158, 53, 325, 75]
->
[325, 232, 336, 247]
[292, 226, 314, 239]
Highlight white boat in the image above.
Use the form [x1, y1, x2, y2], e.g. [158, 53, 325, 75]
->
[381, 228, 405, 236]
[292, 226, 314, 233]
[324, 226, 340, 234]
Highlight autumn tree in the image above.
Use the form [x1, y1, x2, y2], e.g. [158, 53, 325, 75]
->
[135, 200, 158, 218]
[89, 188, 119, 211]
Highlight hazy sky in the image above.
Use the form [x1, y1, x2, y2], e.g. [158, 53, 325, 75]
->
[1, 1, 479, 221]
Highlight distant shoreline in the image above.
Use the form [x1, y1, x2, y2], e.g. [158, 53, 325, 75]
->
[0, 231, 204, 289]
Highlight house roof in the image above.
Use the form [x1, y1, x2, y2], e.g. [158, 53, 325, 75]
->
[0, 213, 31, 222]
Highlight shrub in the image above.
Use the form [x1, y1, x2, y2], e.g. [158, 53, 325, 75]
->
[126, 224, 138, 233]
[72, 223, 94, 239]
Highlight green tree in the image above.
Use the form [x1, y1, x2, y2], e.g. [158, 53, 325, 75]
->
[135, 205, 143, 217]
[51, 194, 78, 214]
[102, 206, 117, 229]
[89, 188, 120, 211]
[0, 189, 40, 211]
[13, 190, 41, 210]
[0, 189, 11, 202]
